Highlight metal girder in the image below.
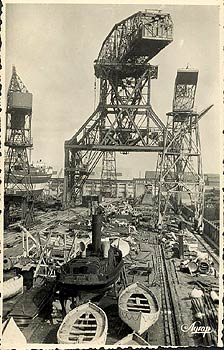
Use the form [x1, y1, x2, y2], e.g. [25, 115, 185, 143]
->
[7, 65, 29, 94]
[64, 67, 167, 205]
[173, 69, 198, 112]
[64, 10, 173, 206]
[155, 69, 208, 230]
[95, 10, 173, 78]
[101, 151, 117, 198]
[4, 66, 34, 227]
[65, 145, 163, 152]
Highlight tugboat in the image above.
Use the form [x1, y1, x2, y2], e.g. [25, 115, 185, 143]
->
[56, 209, 123, 311]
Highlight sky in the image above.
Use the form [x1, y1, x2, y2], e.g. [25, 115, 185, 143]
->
[5, 3, 221, 177]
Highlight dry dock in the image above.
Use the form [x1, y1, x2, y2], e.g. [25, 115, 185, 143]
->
[3, 204, 219, 346]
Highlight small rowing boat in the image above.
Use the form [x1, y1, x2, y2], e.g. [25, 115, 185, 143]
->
[2, 317, 27, 347]
[57, 301, 108, 346]
[3, 275, 23, 300]
[118, 282, 160, 334]
[115, 332, 149, 346]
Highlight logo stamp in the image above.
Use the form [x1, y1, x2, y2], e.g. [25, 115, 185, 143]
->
[181, 321, 212, 337]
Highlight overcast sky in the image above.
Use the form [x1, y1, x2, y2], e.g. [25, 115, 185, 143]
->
[5, 3, 220, 177]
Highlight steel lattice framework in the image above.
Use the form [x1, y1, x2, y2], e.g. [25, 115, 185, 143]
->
[4, 66, 34, 227]
[64, 10, 173, 205]
[101, 151, 117, 198]
[155, 69, 212, 229]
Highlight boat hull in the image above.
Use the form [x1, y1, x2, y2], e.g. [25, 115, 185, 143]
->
[118, 282, 160, 335]
[57, 301, 108, 346]
[57, 246, 124, 295]
[3, 275, 23, 300]
[57, 259, 123, 294]
[2, 317, 27, 347]
[115, 332, 149, 346]
[5, 171, 52, 197]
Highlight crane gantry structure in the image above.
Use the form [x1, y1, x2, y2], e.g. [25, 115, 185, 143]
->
[64, 10, 212, 229]
[4, 66, 34, 227]
[64, 10, 173, 205]
[155, 70, 213, 230]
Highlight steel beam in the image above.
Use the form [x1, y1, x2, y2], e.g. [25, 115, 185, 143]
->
[65, 145, 163, 152]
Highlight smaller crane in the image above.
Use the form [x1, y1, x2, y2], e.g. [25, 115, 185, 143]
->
[101, 151, 117, 198]
[4, 66, 34, 227]
[155, 69, 213, 231]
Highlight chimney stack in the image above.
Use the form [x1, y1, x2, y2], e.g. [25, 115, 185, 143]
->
[92, 214, 102, 255]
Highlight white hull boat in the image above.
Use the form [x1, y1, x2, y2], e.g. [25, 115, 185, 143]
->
[118, 282, 160, 335]
[57, 301, 108, 346]
[115, 332, 149, 346]
[2, 317, 27, 347]
[3, 275, 23, 300]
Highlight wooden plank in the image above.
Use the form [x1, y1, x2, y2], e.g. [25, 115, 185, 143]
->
[127, 306, 151, 312]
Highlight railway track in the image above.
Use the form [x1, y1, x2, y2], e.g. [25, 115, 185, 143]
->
[153, 235, 181, 346]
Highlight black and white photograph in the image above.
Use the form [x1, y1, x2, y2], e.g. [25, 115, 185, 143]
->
[1, 0, 223, 348]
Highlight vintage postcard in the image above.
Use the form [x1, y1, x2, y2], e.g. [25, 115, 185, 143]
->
[1, 0, 223, 348]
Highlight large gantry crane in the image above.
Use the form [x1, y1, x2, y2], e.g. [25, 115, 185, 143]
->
[64, 10, 173, 205]
[4, 66, 34, 227]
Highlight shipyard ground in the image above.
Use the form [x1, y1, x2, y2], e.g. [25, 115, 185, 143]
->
[3, 206, 219, 346]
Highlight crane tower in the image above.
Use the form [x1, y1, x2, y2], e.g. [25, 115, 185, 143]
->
[101, 151, 117, 198]
[64, 10, 173, 205]
[4, 66, 34, 227]
[155, 69, 207, 230]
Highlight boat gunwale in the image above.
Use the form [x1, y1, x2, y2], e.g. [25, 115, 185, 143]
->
[57, 301, 108, 345]
[119, 281, 160, 313]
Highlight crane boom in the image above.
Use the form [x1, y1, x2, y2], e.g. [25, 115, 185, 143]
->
[94, 10, 173, 78]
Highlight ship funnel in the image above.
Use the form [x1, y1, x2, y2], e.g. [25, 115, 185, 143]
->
[92, 214, 102, 255]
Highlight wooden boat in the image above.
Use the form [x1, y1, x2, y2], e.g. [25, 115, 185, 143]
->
[118, 282, 160, 335]
[2, 317, 27, 346]
[115, 332, 149, 346]
[57, 301, 108, 346]
[3, 275, 23, 300]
